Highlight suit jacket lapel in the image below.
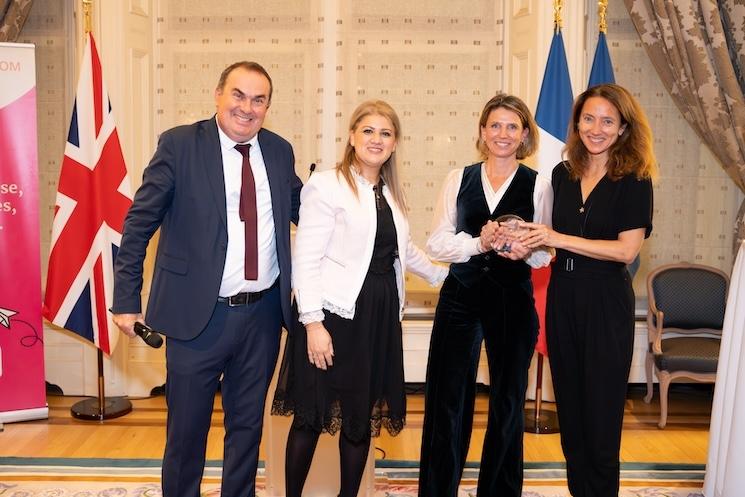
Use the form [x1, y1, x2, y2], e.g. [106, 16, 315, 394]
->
[258, 129, 284, 228]
[201, 118, 228, 228]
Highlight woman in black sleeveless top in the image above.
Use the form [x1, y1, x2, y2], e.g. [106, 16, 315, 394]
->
[418, 93, 553, 497]
[521, 84, 658, 497]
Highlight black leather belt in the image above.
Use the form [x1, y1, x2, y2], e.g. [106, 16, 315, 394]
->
[218, 280, 278, 306]
[554, 256, 627, 277]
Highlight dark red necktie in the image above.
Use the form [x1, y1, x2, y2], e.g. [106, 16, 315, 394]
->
[234, 144, 258, 280]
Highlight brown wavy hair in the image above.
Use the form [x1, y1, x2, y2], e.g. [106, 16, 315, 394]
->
[337, 100, 407, 214]
[476, 93, 539, 160]
[564, 83, 658, 182]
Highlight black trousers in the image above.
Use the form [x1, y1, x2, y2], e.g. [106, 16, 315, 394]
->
[161, 286, 282, 497]
[418, 274, 538, 497]
[546, 270, 634, 497]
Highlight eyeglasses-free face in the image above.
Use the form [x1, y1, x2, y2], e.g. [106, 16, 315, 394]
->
[214, 67, 271, 143]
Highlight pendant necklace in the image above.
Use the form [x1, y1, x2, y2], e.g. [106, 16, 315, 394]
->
[579, 201, 591, 237]
[579, 170, 604, 221]
[579, 186, 592, 236]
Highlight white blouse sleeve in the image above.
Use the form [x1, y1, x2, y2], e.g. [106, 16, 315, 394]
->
[405, 237, 449, 286]
[523, 175, 554, 268]
[426, 168, 484, 263]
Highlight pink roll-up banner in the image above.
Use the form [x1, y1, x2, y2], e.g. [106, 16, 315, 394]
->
[0, 42, 48, 424]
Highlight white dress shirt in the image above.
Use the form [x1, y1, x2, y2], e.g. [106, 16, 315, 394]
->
[426, 164, 553, 268]
[216, 120, 279, 296]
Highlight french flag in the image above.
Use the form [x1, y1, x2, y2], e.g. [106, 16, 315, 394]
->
[532, 29, 574, 356]
[588, 32, 615, 87]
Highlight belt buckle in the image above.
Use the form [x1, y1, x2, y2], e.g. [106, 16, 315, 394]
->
[565, 257, 574, 272]
[224, 281, 275, 307]
[227, 293, 247, 306]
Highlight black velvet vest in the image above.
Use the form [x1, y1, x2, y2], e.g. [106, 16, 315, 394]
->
[449, 163, 537, 287]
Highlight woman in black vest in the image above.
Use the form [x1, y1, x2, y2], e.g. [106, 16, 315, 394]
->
[418, 93, 553, 497]
[521, 84, 657, 497]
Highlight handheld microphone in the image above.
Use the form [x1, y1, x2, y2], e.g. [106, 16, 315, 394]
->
[309, 163, 316, 176]
[134, 322, 164, 348]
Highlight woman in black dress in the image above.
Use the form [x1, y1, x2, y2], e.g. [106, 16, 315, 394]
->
[521, 83, 658, 497]
[271, 100, 446, 497]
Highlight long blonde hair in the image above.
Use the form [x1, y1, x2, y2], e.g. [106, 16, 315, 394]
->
[337, 100, 408, 214]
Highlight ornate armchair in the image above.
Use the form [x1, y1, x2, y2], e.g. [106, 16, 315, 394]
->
[644, 262, 728, 428]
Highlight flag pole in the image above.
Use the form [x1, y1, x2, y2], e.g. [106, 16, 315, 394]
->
[524, 0, 564, 435]
[71, 347, 132, 420]
[69, 0, 132, 421]
[598, 0, 608, 35]
[524, 353, 559, 433]
[83, 0, 92, 34]
[553, 0, 563, 34]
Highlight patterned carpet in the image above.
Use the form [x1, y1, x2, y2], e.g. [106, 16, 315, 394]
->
[0, 482, 708, 497]
[0, 457, 705, 497]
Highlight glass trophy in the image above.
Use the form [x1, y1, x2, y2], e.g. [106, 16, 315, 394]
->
[494, 214, 525, 253]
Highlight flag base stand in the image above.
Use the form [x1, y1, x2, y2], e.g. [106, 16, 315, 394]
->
[524, 407, 559, 434]
[70, 349, 132, 421]
[524, 352, 560, 434]
[71, 396, 132, 420]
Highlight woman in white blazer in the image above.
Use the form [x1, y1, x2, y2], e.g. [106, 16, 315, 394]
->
[272, 100, 446, 497]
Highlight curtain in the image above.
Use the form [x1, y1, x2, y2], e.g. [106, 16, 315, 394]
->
[704, 240, 745, 497]
[623, 1, 745, 248]
[0, 0, 33, 42]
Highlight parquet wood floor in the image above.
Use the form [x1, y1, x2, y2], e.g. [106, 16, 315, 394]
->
[0, 384, 711, 464]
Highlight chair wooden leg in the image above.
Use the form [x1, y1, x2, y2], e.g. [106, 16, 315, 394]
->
[657, 372, 671, 429]
[644, 352, 654, 403]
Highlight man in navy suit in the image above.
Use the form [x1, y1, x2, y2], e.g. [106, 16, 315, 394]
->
[112, 61, 302, 497]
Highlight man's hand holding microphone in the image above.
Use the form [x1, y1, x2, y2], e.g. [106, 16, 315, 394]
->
[113, 313, 163, 348]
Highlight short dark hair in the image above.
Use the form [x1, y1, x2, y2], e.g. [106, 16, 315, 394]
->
[216, 61, 273, 102]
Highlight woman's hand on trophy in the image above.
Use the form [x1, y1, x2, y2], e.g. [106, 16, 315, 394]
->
[518, 222, 558, 249]
[479, 220, 499, 252]
[495, 238, 530, 260]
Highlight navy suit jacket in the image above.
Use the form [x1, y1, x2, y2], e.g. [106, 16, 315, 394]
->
[112, 118, 302, 340]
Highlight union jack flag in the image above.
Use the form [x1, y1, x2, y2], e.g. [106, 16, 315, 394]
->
[42, 33, 132, 355]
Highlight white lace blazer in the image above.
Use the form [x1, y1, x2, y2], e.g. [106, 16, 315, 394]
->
[292, 168, 447, 324]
